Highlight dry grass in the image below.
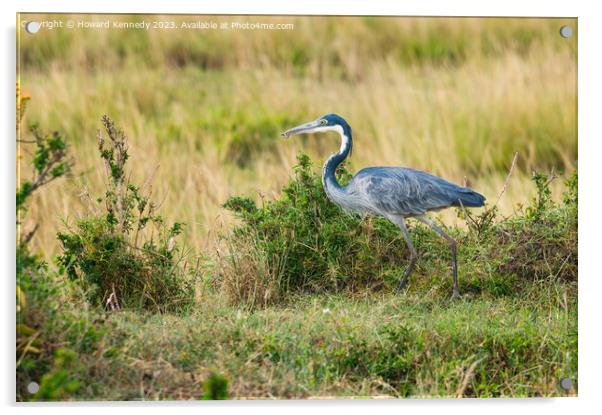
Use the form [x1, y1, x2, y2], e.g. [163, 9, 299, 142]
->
[17, 15, 577, 259]
[217, 233, 284, 308]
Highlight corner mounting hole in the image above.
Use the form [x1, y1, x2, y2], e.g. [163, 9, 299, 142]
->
[559, 377, 573, 391]
[559, 25, 573, 38]
[25, 21, 41, 34]
[27, 382, 39, 394]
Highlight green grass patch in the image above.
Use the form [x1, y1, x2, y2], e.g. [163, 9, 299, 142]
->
[17, 282, 577, 399]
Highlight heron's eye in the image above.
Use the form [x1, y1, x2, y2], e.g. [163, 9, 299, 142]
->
[320, 119, 327, 125]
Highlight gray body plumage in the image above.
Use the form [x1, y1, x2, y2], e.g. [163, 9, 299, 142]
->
[326, 166, 486, 218]
[282, 113, 485, 298]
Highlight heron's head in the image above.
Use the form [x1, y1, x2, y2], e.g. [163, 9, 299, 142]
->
[281, 114, 350, 138]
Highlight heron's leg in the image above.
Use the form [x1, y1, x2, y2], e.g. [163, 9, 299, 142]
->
[416, 216, 460, 299]
[387, 215, 417, 294]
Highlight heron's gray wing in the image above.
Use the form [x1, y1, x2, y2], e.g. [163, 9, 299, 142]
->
[347, 167, 483, 216]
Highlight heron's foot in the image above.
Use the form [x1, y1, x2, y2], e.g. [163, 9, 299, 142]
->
[395, 279, 408, 295]
[451, 290, 461, 300]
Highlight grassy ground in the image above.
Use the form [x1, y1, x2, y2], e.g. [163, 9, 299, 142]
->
[17, 15, 577, 400]
[45, 284, 578, 399]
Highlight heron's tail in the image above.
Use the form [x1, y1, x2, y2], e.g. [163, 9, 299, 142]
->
[453, 189, 486, 208]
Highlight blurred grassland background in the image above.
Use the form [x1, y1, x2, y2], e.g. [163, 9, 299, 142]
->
[18, 15, 577, 258]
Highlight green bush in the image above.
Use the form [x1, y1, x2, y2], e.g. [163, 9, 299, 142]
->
[16, 89, 76, 400]
[202, 372, 229, 400]
[221, 153, 577, 307]
[220, 153, 406, 306]
[34, 348, 81, 401]
[490, 171, 578, 283]
[58, 116, 197, 312]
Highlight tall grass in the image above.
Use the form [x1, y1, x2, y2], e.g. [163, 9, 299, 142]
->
[18, 16, 576, 259]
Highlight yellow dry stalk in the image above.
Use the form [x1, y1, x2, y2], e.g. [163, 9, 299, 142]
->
[16, 80, 30, 127]
[16, 285, 27, 313]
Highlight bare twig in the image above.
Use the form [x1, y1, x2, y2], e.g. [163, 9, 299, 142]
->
[141, 164, 160, 192]
[545, 168, 559, 188]
[458, 199, 478, 229]
[106, 283, 120, 311]
[456, 357, 485, 398]
[16, 331, 41, 368]
[496, 152, 518, 206]
[19, 224, 39, 247]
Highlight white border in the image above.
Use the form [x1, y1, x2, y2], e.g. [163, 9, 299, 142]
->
[3, 1, 600, 414]
[4, 0, 584, 17]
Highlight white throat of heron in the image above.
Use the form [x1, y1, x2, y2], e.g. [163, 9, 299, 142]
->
[321, 124, 351, 204]
[314, 125, 349, 154]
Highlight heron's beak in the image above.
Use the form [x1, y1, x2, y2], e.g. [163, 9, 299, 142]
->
[281, 120, 321, 137]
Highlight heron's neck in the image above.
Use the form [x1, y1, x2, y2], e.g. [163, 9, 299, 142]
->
[322, 124, 352, 199]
